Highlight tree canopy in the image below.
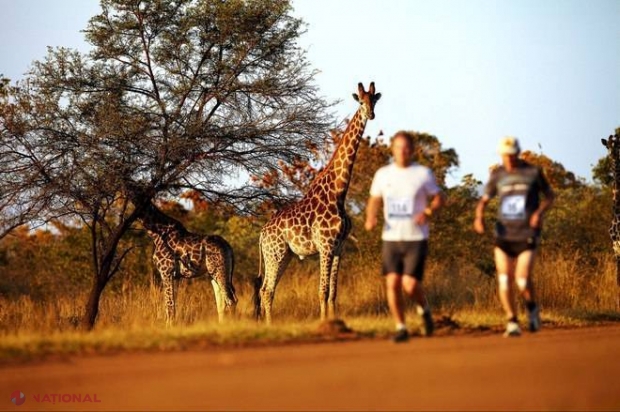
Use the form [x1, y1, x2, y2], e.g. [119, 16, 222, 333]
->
[0, 0, 333, 328]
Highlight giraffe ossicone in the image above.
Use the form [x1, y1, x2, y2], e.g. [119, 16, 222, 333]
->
[254, 81, 381, 324]
[140, 202, 237, 325]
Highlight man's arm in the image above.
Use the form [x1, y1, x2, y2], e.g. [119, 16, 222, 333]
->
[474, 195, 490, 234]
[414, 191, 446, 224]
[428, 191, 446, 215]
[530, 188, 555, 229]
[365, 196, 383, 231]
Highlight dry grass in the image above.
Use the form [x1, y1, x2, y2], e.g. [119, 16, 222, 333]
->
[0, 252, 618, 363]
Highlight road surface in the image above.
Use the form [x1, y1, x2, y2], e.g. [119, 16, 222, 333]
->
[1, 325, 619, 411]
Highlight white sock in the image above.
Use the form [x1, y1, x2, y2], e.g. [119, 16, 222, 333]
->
[396, 323, 406, 331]
[416, 304, 430, 315]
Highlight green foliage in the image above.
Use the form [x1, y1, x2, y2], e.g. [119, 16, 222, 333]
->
[520, 151, 583, 189]
[543, 185, 612, 259]
[592, 156, 613, 187]
[0, 0, 334, 328]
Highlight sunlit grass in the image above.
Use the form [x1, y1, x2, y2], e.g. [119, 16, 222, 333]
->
[0, 252, 618, 364]
[0, 319, 321, 364]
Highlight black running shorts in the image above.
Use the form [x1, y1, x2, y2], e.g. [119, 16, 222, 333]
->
[495, 237, 539, 258]
[381, 240, 428, 280]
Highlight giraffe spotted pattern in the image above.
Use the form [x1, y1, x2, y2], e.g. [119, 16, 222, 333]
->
[255, 82, 381, 324]
[601, 131, 620, 294]
[141, 202, 237, 325]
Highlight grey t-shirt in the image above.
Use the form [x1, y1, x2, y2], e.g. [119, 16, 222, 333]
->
[483, 161, 553, 241]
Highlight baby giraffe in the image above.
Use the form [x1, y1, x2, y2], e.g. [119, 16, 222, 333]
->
[140, 202, 237, 325]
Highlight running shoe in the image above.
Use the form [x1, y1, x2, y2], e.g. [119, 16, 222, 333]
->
[503, 321, 522, 337]
[421, 311, 435, 337]
[392, 328, 409, 343]
[528, 304, 541, 332]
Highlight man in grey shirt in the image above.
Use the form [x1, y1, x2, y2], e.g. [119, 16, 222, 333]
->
[474, 137, 555, 337]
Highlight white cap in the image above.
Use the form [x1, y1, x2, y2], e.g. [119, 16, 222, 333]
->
[498, 136, 520, 155]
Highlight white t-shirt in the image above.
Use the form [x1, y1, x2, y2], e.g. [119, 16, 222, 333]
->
[369, 163, 441, 241]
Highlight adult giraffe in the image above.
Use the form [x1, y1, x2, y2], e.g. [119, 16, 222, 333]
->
[601, 130, 620, 307]
[255, 82, 381, 323]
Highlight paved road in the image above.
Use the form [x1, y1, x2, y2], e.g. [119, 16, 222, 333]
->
[1, 325, 620, 411]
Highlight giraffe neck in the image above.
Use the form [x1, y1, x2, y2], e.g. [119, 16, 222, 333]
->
[140, 204, 187, 243]
[309, 108, 367, 202]
[613, 155, 620, 218]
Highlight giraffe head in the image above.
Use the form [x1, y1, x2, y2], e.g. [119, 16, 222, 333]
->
[352, 82, 381, 121]
[603, 132, 620, 200]
[140, 202, 185, 236]
[602, 133, 620, 161]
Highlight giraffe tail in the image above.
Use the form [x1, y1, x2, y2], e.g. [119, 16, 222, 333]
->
[253, 239, 264, 320]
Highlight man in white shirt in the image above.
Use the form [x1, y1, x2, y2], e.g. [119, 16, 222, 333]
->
[365, 131, 445, 342]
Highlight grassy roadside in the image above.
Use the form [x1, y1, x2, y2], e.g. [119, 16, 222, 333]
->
[2, 310, 619, 366]
[1, 252, 617, 366]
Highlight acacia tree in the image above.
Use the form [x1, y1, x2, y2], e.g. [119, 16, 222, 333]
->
[0, 0, 333, 329]
[255, 128, 459, 208]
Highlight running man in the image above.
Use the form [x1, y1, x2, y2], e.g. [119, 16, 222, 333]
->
[365, 131, 445, 342]
[474, 137, 555, 337]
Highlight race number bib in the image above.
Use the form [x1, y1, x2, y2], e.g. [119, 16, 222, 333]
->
[501, 194, 526, 220]
[387, 197, 414, 219]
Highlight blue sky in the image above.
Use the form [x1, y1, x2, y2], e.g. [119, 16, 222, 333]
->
[2, 0, 619, 186]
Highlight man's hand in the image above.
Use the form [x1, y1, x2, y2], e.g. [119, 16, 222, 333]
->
[365, 215, 377, 231]
[474, 216, 485, 234]
[414, 212, 428, 225]
[529, 211, 542, 229]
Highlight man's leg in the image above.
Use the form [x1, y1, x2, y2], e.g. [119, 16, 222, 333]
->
[402, 275, 428, 302]
[402, 275, 427, 307]
[386, 273, 409, 342]
[515, 249, 540, 331]
[494, 247, 520, 336]
[494, 247, 517, 319]
[403, 276, 434, 336]
[515, 249, 536, 302]
[386, 273, 405, 326]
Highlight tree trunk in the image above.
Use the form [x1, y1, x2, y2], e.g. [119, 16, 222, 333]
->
[79, 200, 144, 331]
[81, 276, 108, 331]
[81, 240, 119, 331]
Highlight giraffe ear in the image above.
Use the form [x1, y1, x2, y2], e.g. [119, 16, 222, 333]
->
[374, 92, 382, 101]
[602, 138, 609, 147]
[352, 93, 360, 102]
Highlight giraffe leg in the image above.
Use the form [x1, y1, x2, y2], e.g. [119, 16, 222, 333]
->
[210, 279, 225, 323]
[205, 239, 237, 321]
[221, 254, 238, 315]
[260, 251, 293, 325]
[160, 268, 176, 327]
[318, 252, 335, 321]
[327, 254, 342, 319]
